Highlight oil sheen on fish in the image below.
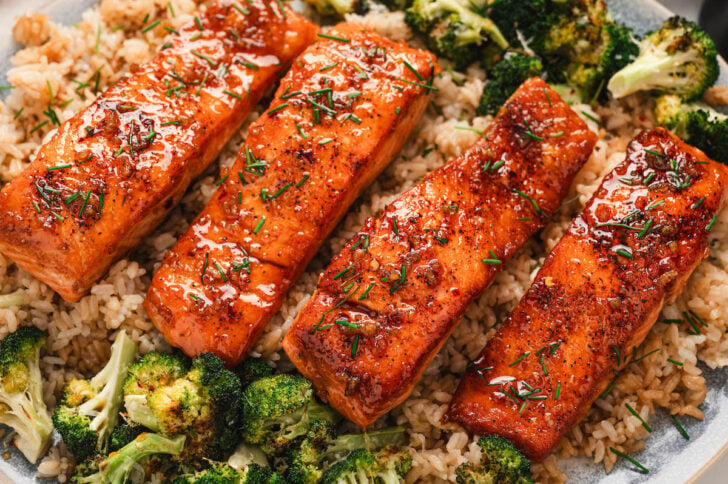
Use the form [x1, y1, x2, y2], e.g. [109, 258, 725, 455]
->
[0, 0, 317, 301]
[447, 128, 728, 461]
[282, 78, 598, 427]
[144, 23, 437, 366]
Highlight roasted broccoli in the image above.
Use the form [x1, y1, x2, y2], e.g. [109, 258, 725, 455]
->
[124, 352, 243, 460]
[654, 94, 728, 164]
[240, 374, 339, 454]
[455, 435, 532, 484]
[0, 326, 53, 464]
[71, 432, 185, 484]
[302, 0, 357, 16]
[53, 331, 138, 460]
[173, 461, 283, 484]
[109, 423, 148, 452]
[537, 0, 638, 101]
[487, 0, 552, 53]
[235, 358, 273, 389]
[477, 53, 544, 115]
[405, 0, 508, 69]
[320, 446, 412, 483]
[287, 421, 407, 483]
[608, 16, 719, 101]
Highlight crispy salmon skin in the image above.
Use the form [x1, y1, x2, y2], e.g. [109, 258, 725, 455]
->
[0, 0, 317, 301]
[448, 129, 728, 461]
[282, 78, 597, 427]
[145, 23, 437, 366]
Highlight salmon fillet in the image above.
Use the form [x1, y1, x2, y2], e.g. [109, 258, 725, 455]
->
[0, 0, 317, 301]
[282, 78, 598, 427]
[447, 128, 728, 461]
[144, 23, 438, 366]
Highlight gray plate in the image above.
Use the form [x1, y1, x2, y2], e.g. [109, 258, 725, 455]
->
[0, 0, 726, 482]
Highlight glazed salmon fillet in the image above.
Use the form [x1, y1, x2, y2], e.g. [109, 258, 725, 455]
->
[282, 78, 597, 427]
[447, 129, 728, 461]
[0, 0, 317, 301]
[144, 23, 437, 366]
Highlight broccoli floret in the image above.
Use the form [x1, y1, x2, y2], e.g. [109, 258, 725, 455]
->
[234, 358, 273, 389]
[53, 331, 138, 460]
[124, 352, 243, 460]
[302, 0, 357, 16]
[654, 94, 728, 164]
[319, 446, 412, 484]
[287, 423, 407, 483]
[173, 461, 283, 484]
[455, 435, 532, 484]
[71, 432, 185, 484]
[487, 0, 551, 53]
[477, 53, 544, 115]
[240, 374, 339, 454]
[405, 0, 508, 69]
[608, 16, 718, 101]
[537, 0, 638, 101]
[109, 422, 148, 451]
[0, 326, 53, 464]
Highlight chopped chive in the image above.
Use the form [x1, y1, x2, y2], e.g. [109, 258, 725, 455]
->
[625, 403, 652, 432]
[213, 261, 227, 282]
[307, 98, 336, 116]
[281, 90, 302, 100]
[667, 358, 683, 366]
[94, 25, 101, 54]
[188, 293, 202, 302]
[215, 174, 229, 186]
[692, 196, 706, 209]
[644, 149, 664, 157]
[310, 284, 361, 333]
[351, 334, 360, 359]
[482, 250, 502, 265]
[609, 447, 649, 474]
[403, 59, 424, 81]
[358, 283, 374, 301]
[706, 214, 718, 231]
[671, 415, 689, 440]
[295, 121, 307, 140]
[319, 62, 339, 72]
[581, 111, 600, 125]
[631, 348, 660, 364]
[689, 310, 708, 327]
[637, 219, 654, 239]
[79, 190, 91, 215]
[345, 113, 362, 124]
[509, 351, 530, 367]
[13, 108, 24, 120]
[600, 379, 617, 399]
[232, 3, 249, 15]
[189, 32, 202, 41]
[389, 265, 407, 294]
[195, 15, 203, 30]
[392, 77, 439, 91]
[253, 217, 265, 234]
[161, 120, 182, 126]
[276, 0, 287, 19]
[47, 164, 72, 171]
[317, 32, 350, 43]
[512, 188, 544, 216]
[643, 172, 656, 185]
[550, 132, 564, 137]
[615, 248, 633, 259]
[555, 382, 561, 400]
[544, 88, 552, 107]
[683, 311, 701, 334]
[165, 26, 179, 34]
[0, 85, 15, 91]
[296, 174, 309, 188]
[224, 90, 242, 100]
[30, 120, 49, 134]
[539, 354, 548, 376]
[191, 50, 217, 67]
[141, 19, 160, 33]
[50, 210, 65, 221]
[391, 216, 398, 241]
[201, 252, 209, 284]
[455, 126, 483, 135]
[646, 200, 665, 210]
[318, 138, 333, 145]
[519, 401, 528, 414]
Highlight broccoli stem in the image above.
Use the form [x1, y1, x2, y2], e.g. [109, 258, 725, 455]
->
[328, 427, 407, 455]
[279, 398, 339, 441]
[124, 394, 161, 432]
[81, 331, 138, 452]
[1, 391, 53, 463]
[0, 290, 26, 308]
[608, 50, 700, 99]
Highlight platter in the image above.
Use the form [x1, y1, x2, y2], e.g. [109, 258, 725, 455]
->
[0, 0, 726, 482]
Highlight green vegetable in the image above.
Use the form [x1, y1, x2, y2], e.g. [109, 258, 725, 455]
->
[302, 0, 357, 16]
[0, 326, 53, 463]
[455, 435, 533, 483]
[287, 420, 407, 483]
[320, 446, 412, 483]
[53, 331, 138, 460]
[405, 0, 508, 69]
[654, 94, 728, 164]
[240, 374, 339, 454]
[477, 53, 544, 115]
[70, 432, 185, 484]
[109, 423, 147, 451]
[173, 461, 283, 484]
[234, 358, 273, 388]
[124, 352, 243, 460]
[608, 16, 718, 101]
